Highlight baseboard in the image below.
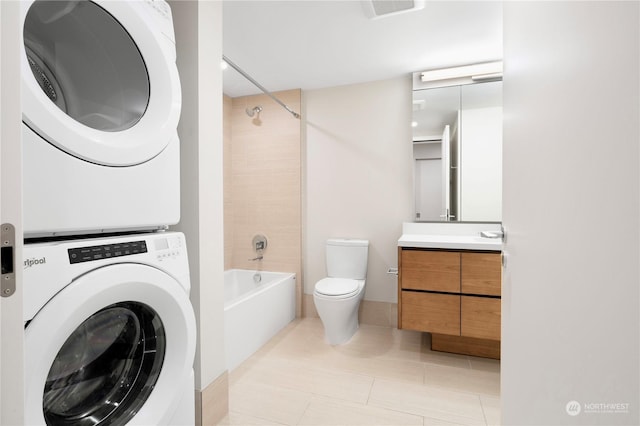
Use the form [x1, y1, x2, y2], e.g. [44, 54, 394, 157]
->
[302, 294, 398, 328]
[196, 371, 229, 426]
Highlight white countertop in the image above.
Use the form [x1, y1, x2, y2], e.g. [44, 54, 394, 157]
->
[398, 222, 503, 251]
[398, 234, 502, 251]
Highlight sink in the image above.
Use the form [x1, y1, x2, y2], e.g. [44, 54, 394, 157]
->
[398, 222, 503, 251]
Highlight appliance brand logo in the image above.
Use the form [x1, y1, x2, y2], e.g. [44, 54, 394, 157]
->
[24, 257, 46, 269]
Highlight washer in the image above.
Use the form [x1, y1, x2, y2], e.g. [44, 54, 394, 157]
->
[23, 232, 196, 425]
[21, 0, 182, 238]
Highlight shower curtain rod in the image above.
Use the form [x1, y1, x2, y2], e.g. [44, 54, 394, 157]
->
[223, 55, 301, 119]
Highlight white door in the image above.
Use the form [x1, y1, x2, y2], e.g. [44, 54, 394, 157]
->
[1, 2, 24, 424]
[502, 2, 639, 425]
[440, 125, 451, 220]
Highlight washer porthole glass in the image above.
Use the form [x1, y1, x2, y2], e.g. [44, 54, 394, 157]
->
[42, 302, 165, 426]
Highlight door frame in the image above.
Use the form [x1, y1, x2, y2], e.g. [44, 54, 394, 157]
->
[1, 1, 25, 424]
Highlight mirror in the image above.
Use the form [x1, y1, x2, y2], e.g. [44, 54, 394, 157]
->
[412, 80, 502, 222]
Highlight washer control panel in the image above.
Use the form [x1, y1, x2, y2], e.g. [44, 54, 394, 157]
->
[68, 241, 147, 264]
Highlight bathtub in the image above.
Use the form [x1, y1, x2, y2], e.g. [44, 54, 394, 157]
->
[224, 269, 296, 371]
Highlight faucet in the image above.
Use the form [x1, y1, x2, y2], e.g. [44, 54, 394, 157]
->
[250, 234, 267, 261]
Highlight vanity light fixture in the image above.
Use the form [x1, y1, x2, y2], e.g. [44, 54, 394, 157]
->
[417, 61, 502, 89]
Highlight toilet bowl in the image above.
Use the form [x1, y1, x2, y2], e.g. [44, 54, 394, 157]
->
[313, 239, 369, 345]
[314, 278, 365, 345]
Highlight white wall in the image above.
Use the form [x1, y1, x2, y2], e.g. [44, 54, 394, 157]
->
[170, 1, 226, 391]
[502, 2, 639, 424]
[304, 77, 414, 303]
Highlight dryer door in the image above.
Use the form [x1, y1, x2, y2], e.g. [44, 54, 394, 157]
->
[21, 0, 181, 166]
[24, 264, 196, 426]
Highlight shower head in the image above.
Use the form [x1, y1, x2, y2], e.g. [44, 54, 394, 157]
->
[246, 106, 263, 117]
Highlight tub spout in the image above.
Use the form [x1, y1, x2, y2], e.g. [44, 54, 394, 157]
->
[248, 255, 263, 261]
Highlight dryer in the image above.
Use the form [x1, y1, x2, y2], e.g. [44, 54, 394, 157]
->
[23, 232, 196, 425]
[21, 0, 182, 238]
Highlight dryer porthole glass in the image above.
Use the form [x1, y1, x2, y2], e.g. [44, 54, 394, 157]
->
[24, 0, 150, 132]
[42, 302, 165, 426]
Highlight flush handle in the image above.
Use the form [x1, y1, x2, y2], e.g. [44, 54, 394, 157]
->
[1, 223, 16, 298]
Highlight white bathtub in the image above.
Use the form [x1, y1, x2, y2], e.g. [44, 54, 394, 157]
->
[224, 269, 296, 371]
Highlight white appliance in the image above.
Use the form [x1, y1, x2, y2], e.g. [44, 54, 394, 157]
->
[21, 0, 182, 237]
[23, 232, 196, 425]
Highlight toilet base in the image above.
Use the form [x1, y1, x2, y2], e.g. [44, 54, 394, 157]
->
[313, 291, 362, 345]
[322, 318, 358, 346]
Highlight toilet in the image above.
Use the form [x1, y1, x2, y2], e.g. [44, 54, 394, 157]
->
[313, 238, 369, 345]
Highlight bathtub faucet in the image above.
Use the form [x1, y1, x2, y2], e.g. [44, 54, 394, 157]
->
[248, 255, 263, 261]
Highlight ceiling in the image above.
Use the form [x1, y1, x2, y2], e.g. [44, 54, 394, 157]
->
[222, 1, 503, 98]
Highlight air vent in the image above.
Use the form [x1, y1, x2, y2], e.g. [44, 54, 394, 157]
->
[363, 0, 425, 19]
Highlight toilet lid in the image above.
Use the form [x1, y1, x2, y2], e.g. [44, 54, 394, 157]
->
[315, 278, 359, 297]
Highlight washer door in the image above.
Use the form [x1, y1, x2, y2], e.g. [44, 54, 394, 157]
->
[21, 0, 181, 166]
[25, 264, 196, 426]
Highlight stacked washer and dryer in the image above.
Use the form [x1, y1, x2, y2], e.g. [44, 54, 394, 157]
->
[20, 1, 196, 425]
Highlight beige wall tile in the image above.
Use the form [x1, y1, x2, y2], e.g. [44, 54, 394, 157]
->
[224, 89, 303, 317]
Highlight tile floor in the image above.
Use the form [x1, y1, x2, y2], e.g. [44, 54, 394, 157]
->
[217, 317, 500, 426]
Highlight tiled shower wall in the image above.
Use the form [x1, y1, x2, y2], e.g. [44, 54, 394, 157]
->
[223, 90, 303, 316]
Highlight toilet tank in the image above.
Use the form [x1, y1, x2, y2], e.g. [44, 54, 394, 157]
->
[326, 238, 369, 279]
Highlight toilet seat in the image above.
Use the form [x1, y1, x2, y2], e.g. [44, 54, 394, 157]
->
[314, 278, 360, 298]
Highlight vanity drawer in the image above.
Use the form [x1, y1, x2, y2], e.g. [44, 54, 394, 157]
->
[400, 250, 460, 293]
[461, 252, 501, 296]
[461, 296, 501, 340]
[401, 292, 460, 335]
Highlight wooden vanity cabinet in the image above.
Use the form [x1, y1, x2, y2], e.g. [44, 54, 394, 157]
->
[400, 250, 460, 293]
[461, 252, 501, 296]
[398, 247, 502, 358]
[401, 292, 460, 335]
[461, 296, 501, 340]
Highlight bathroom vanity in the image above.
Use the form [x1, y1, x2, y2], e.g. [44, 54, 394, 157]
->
[397, 223, 502, 359]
